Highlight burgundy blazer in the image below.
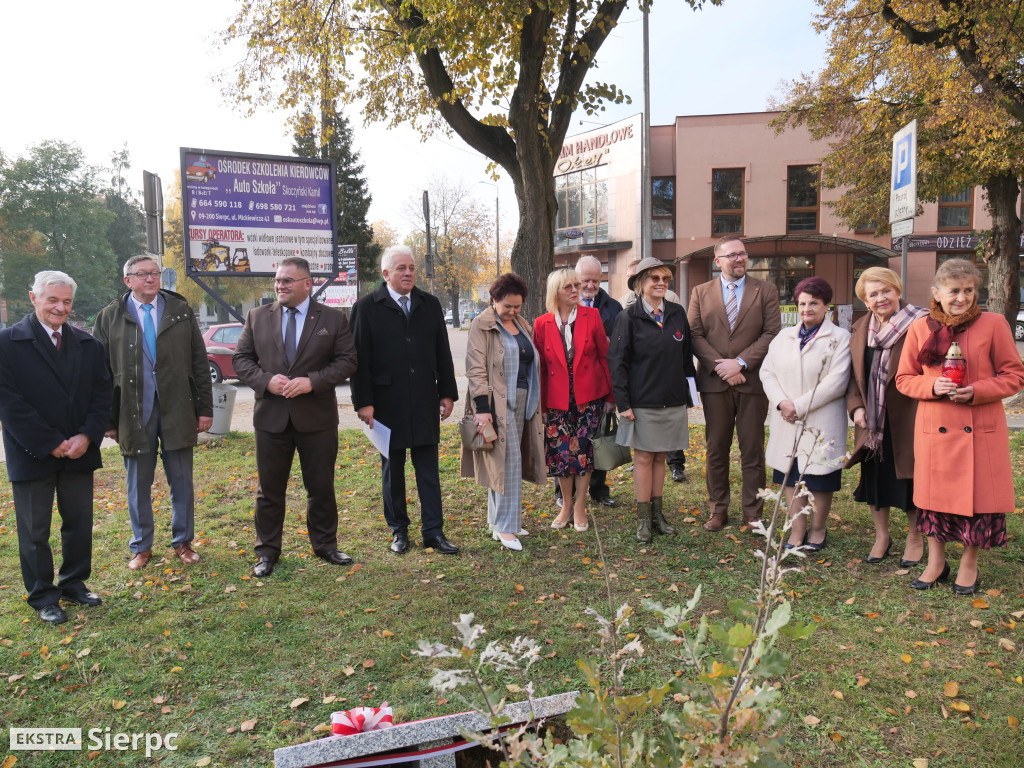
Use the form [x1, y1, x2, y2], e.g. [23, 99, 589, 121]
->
[533, 306, 612, 411]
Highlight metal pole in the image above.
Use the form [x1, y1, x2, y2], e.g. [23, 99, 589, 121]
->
[641, 3, 652, 262]
[900, 234, 908, 295]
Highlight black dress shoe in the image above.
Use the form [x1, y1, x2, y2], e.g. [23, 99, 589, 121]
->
[423, 535, 460, 555]
[38, 604, 67, 625]
[390, 531, 409, 555]
[62, 587, 102, 606]
[253, 556, 277, 578]
[952, 568, 981, 596]
[804, 532, 828, 553]
[866, 537, 893, 565]
[670, 466, 687, 483]
[910, 562, 950, 590]
[315, 549, 354, 566]
[592, 495, 618, 508]
[899, 557, 921, 568]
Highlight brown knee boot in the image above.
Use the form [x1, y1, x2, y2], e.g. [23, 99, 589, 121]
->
[636, 501, 653, 543]
[651, 496, 675, 536]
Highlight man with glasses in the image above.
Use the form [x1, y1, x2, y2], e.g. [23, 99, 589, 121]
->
[688, 237, 781, 531]
[95, 256, 213, 570]
[233, 257, 358, 577]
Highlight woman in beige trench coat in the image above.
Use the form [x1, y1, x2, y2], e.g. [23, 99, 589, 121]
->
[460, 273, 546, 551]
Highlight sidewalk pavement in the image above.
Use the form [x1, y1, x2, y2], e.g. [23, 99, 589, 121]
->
[1, 327, 1022, 463]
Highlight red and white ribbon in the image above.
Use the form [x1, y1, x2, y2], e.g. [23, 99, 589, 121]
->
[331, 702, 394, 736]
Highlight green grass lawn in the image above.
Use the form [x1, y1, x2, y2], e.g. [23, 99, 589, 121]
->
[1, 426, 1022, 767]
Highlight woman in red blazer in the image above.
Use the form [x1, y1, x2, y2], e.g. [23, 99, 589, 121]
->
[533, 268, 613, 531]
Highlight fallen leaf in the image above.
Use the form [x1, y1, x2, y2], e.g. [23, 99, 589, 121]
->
[900, 654, 913, 664]
[998, 638, 1017, 652]
[506, 683, 522, 693]
[362, 659, 375, 669]
[970, 619, 984, 628]
[111, 700, 127, 710]
[856, 675, 870, 687]
[912, 760, 929, 768]
[224, 585, 237, 594]
[971, 598, 989, 609]
[905, 690, 918, 699]
[829, 732, 843, 742]
[240, 718, 258, 732]
[381, 630, 394, 638]
[343, 666, 355, 676]
[949, 701, 970, 713]
[803, 715, 821, 726]
[289, 697, 309, 709]
[76, 648, 91, 659]
[225, 726, 238, 734]
[153, 695, 168, 704]
[831, 690, 844, 700]
[196, 758, 212, 767]
[8, 674, 25, 683]
[1, 756, 15, 768]
[1009, 716, 1019, 729]
[844, 596, 855, 605]
[985, 589, 1001, 597]
[944, 681, 959, 698]
[322, 695, 337, 704]
[941, 704, 950, 720]
[514, 584, 525, 593]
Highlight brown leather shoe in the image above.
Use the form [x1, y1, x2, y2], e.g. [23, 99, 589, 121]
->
[703, 514, 727, 532]
[174, 544, 200, 565]
[128, 550, 151, 570]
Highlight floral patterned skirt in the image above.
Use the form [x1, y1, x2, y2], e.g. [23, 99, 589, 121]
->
[544, 397, 603, 478]
[916, 509, 1006, 549]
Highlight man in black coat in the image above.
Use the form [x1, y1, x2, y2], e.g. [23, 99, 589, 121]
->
[0, 271, 112, 624]
[568, 255, 622, 507]
[350, 246, 460, 555]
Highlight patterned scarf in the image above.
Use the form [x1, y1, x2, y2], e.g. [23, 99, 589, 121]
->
[554, 305, 577, 360]
[916, 298, 981, 367]
[865, 303, 927, 451]
[797, 322, 821, 349]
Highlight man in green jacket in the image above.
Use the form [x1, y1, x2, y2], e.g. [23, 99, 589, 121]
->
[94, 256, 213, 570]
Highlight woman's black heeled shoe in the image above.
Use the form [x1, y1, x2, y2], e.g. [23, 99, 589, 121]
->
[866, 537, 893, 564]
[804, 532, 828, 553]
[899, 556, 921, 568]
[952, 568, 981, 596]
[910, 562, 950, 590]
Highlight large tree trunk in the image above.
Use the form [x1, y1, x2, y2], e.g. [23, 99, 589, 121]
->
[982, 172, 1021, 328]
[509, 164, 557, 322]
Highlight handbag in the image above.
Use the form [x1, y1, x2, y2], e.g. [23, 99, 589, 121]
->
[592, 412, 631, 471]
[460, 394, 496, 453]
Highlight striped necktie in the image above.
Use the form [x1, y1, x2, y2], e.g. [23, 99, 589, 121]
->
[725, 283, 739, 331]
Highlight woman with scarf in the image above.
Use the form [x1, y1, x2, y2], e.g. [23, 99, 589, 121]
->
[760, 277, 851, 552]
[845, 268, 928, 566]
[533, 268, 613, 532]
[896, 259, 1024, 594]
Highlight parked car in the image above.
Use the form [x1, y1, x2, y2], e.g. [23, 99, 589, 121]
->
[203, 322, 243, 383]
[1016, 309, 1024, 341]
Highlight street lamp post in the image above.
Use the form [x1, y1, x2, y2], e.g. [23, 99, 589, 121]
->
[475, 180, 500, 279]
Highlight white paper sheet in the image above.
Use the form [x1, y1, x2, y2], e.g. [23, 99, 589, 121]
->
[362, 419, 391, 456]
[687, 377, 701, 408]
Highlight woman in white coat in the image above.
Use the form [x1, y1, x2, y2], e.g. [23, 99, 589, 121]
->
[761, 277, 851, 552]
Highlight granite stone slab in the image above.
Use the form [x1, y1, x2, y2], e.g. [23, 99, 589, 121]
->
[274, 691, 579, 768]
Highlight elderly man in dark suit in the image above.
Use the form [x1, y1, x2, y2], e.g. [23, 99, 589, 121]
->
[0, 271, 112, 624]
[233, 256, 358, 578]
[350, 245, 460, 555]
[688, 237, 781, 531]
[94, 255, 213, 570]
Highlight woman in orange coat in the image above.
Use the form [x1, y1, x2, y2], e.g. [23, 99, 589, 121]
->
[895, 259, 1024, 595]
[533, 268, 613, 531]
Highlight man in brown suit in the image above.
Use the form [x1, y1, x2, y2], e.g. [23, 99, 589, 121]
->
[688, 237, 781, 530]
[233, 257, 358, 577]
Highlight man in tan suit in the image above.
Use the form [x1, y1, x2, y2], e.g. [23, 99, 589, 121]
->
[233, 257, 358, 577]
[688, 237, 781, 530]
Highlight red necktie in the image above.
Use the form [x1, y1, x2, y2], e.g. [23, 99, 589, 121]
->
[52, 331, 62, 350]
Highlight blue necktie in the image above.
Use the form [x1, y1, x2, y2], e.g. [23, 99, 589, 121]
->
[141, 304, 156, 358]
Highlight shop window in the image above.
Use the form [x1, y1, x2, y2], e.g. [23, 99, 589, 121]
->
[787, 165, 820, 233]
[712, 168, 743, 236]
[652, 177, 675, 240]
[938, 188, 972, 229]
[712, 255, 813, 305]
[555, 166, 609, 248]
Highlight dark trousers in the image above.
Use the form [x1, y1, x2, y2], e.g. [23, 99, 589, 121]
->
[254, 424, 338, 558]
[13, 471, 94, 609]
[382, 444, 443, 540]
[667, 449, 686, 470]
[702, 389, 768, 519]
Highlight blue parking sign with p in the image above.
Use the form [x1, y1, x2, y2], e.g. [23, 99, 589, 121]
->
[893, 134, 913, 190]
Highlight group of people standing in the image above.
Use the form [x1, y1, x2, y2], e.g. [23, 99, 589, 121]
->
[464, 237, 1024, 600]
[3, 237, 1022, 625]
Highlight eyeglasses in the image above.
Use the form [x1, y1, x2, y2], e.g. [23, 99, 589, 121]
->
[127, 270, 161, 279]
[274, 277, 309, 286]
[717, 251, 748, 261]
[647, 275, 671, 283]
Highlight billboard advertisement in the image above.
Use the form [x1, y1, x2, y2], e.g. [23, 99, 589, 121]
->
[319, 244, 359, 309]
[180, 149, 337, 277]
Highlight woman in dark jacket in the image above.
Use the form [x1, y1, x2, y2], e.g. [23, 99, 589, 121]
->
[609, 257, 695, 544]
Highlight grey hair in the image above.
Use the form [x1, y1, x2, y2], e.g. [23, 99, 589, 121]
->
[574, 254, 602, 276]
[123, 254, 157, 277]
[31, 270, 77, 296]
[381, 245, 413, 273]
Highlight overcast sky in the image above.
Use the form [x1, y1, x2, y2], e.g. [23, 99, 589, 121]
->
[0, 0, 827, 239]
